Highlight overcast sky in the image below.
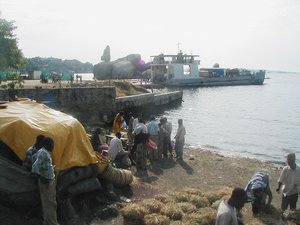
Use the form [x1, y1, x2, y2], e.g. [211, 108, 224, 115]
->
[1, 0, 300, 72]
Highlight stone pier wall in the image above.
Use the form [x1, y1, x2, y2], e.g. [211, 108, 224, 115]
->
[0, 87, 182, 125]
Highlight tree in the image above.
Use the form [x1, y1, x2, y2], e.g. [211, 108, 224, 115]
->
[0, 14, 25, 70]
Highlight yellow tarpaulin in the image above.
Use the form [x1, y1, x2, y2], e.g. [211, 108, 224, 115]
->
[0, 100, 98, 171]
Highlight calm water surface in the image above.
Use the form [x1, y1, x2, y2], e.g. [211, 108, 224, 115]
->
[82, 72, 300, 163]
[162, 72, 300, 163]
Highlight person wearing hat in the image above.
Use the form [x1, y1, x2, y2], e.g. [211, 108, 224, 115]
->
[245, 172, 273, 214]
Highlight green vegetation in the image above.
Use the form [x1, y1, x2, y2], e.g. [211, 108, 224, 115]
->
[0, 15, 25, 70]
[25, 57, 93, 73]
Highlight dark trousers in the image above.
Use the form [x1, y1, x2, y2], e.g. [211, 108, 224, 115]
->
[281, 193, 298, 211]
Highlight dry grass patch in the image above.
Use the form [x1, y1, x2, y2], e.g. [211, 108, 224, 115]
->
[169, 191, 190, 202]
[141, 199, 165, 214]
[120, 203, 148, 221]
[144, 213, 170, 225]
[170, 221, 197, 225]
[161, 203, 184, 220]
[181, 187, 203, 196]
[183, 207, 216, 225]
[188, 195, 210, 208]
[203, 187, 232, 204]
[155, 194, 174, 204]
[121, 187, 238, 225]
[176, 202, 197, 214]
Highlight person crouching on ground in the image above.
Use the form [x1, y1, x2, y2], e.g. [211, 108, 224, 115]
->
[174, 119, 186, 160]
[108, 132, 129, 168]
[245, 172, 273, 214]
[216, 187, 248, 225]
[32, 137, 59, 225]
[276, 153, 300, 211]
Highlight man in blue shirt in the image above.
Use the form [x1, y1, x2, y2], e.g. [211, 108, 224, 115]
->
[23, 134, 45, 171]
[32, 137, 59, 225]
[245, 172, 273, 214]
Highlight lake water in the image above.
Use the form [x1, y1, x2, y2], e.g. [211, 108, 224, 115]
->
[162, 72, 300, 164]
[81, 72, 300, 163]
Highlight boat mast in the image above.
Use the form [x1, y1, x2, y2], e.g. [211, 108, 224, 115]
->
[177, 43, 182, 53]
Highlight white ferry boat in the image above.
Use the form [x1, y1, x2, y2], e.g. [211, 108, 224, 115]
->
[150, 52, 265, 87]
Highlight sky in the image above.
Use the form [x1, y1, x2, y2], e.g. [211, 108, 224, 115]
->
[1, 0, 300, 72]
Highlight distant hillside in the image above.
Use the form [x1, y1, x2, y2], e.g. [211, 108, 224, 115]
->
[25, 57, 93, 73]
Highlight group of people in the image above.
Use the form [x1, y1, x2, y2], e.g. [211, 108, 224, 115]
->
[102, 111, 186, 171]
[216, 153, 300, 225]
[20, 118, 300, 225]
[22, 135, 59, 225]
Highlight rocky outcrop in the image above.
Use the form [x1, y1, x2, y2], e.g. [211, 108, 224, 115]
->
[93, 47, 147, 80]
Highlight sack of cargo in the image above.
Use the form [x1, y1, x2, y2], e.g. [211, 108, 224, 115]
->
[95, 152, 111, 173]
[67, 177, 103, 196]
[102, 164, 133, 187]
[57, 163, 99, 191]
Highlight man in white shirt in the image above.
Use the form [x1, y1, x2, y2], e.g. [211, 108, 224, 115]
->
[216, 187, 247, 225]
[108, 132, 129, 168]
[276, 153, 300, 211]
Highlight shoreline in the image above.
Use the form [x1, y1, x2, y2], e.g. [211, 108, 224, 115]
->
[183, 144, 286, 168]
[0, 146, 286, 225]
[103, 147, 284, 225]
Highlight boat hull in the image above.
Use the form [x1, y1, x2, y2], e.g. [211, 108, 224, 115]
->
[166, 72, 265, 87]
[0, 156, 40, 207]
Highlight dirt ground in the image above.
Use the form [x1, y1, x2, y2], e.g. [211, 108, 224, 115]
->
[0, 147, 286, 225]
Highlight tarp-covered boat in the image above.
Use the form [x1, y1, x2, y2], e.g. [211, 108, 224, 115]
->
[0, 100, 98, 171]
[0, 100, 133, 207]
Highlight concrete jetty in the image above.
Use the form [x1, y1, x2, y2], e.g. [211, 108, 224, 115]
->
[0, 80, 182, 125]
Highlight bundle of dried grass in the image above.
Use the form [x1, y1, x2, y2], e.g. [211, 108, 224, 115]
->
[169, 191, 190, 202]
[181, 187, 203, 196]
[155, 194, 174, 204]
[169, 221, 196, 225]
[187, 195, 210, 208]
[161, 203, 184, 220]
[203, 187, 232, 204]
[176, 202, 197, 214]
[141, 199, 165, 214]
[144, 213, 170, 225]
[183, 207, 216, 225]
[120, 203, 148, 221]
